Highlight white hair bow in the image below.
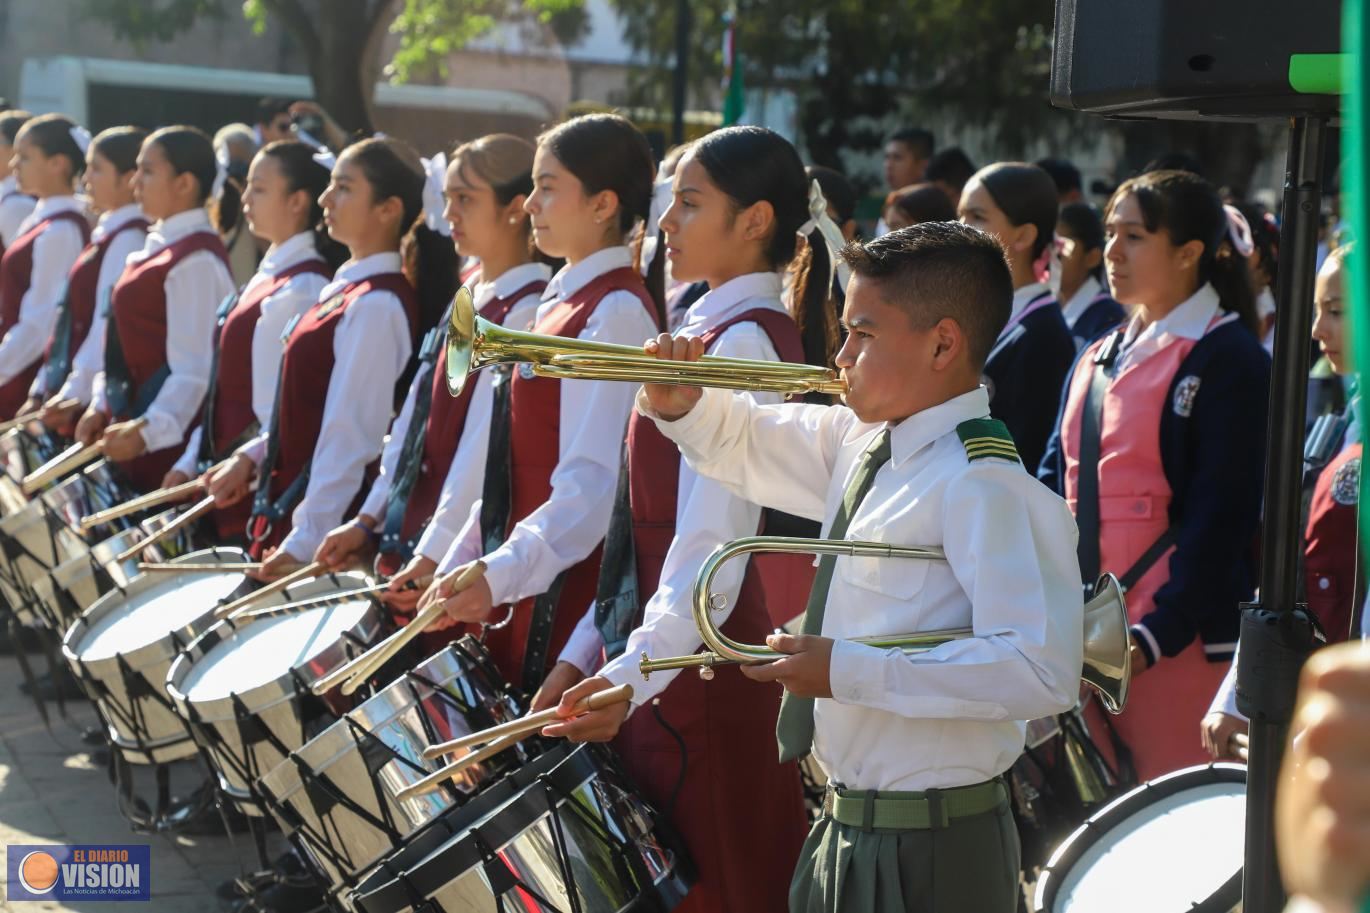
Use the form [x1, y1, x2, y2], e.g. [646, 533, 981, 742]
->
[1223, 204, 1256, 258]
[421, 151, 450, 236]
[640, 162, 675, 278]
[294, 127, 337, 173]
[797, 179, 851, 295]
[211, 147, 230, 202]
[68, 125, 92, 156]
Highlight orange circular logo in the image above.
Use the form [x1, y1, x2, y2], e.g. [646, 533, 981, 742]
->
[18, 851, 58, 893]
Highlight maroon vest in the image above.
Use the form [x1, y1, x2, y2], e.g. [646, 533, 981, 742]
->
[0, 190, 35, 261]
[203, 258, 330, 540]
[614, 306, 811, 913]
[1305, 442, 1362, 642]
[0, 210, 90, 418]
[105, 230, 231, 492]
[376, 279, 547, 576]
[251, 273, 418, 555]
[481, 266, 658, 685]
[43, 217, 148, 380]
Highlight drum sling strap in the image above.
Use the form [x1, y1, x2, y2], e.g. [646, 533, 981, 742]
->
[474, 365, 568, 696]
[592, 443, 637, 660]
[103, 306, 172, 421]
[248, 325, 312, 542]
[378, 325, 444, 564]
[196, 292, 260, 472]
[41, 283, 80, 395]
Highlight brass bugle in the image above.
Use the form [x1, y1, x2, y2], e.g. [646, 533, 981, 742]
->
[81, 478, 205, 531]
[443, 285, 845, 398]
[639, 536, 1132, 715]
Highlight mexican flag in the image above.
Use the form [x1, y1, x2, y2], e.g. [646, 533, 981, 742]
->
[722, 9, 745, 125]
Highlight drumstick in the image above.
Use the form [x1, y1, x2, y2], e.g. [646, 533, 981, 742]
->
[311, 564, 479, 697]
[0, 408, 45, 435]
[138, 561, 263, 573]
[21, 440, 104, 496]
[113, 496, 216, 563]
[229, 581, 389, 622]
[396, 731, 526, 802]
[421, 683, 635, 760]
[80, 478, 205, 531]
[212, 560, 328, 620]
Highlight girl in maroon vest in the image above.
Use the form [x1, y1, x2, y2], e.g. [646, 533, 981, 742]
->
[34, 127, 148, 436]
[207, 137, 422, 581]
[418, 113, 662, 690]
[75, 127, 234, 493]
[539, 125, 822, 913]
[0, 114, 91, 420]
[164, 141, 337, 542]
[0, 111, 37, 255]
[316, 134, 550, 604]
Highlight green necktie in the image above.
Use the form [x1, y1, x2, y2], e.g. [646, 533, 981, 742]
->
[776, 428, 893, 762]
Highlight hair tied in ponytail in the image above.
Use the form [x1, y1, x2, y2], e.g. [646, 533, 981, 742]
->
[421, 152, 450, 237]
[68, 125, 91, 156]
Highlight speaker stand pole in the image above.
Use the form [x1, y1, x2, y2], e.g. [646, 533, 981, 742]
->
[1236, 113, 1326, 913]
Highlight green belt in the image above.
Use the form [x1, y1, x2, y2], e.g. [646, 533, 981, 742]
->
[821, 778, 1006, 831]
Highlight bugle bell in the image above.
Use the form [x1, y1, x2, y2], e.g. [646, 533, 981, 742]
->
[639, 536, 1131, 715]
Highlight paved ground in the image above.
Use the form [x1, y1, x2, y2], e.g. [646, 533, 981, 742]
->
[0, 651, 284, 912]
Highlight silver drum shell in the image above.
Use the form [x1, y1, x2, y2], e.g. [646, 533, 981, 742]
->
[257, 636, 524, 886]
[165, 573, 383, 815]
[61, 548, 254, 764]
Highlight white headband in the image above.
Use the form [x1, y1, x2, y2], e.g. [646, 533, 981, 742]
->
[1223, 204, 1256, 258]
[68, 125, 91, 156]
[421, 152, 451, 236]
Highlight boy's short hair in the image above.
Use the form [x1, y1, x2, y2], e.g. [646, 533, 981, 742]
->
[889, 127, 935, 160]
[840, 222, 1012, 369]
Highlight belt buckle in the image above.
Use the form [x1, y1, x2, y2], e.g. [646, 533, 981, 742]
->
[821, 784, 837, 819]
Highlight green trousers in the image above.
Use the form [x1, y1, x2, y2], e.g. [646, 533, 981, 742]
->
[789, 788, 1020, 913]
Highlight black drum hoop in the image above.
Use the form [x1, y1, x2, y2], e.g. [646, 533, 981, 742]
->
[1034, 762, 1246, 913]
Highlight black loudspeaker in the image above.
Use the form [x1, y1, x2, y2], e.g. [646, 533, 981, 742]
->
[1051, 0, 1341, 121]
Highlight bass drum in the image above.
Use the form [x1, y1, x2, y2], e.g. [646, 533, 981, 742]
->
[1032, 763, 1245, 913]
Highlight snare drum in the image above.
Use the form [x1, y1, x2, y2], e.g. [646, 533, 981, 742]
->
[136, 507, 197, 560]
[0, 497, 85, 616]
[257, 637, 526, 888]
[29, 528, 150, 633]
[1032, 763, 1245, 913]
[0, 428, 42, 516]
[165, 573, 384, 815]
[40, 460, 139, 543]
[61, 549, 255, 764]
[350, 741, 693, 913]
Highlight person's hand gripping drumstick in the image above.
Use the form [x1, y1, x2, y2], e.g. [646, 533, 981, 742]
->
[417, 560, 494, 631]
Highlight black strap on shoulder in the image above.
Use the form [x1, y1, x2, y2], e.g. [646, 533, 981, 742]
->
[478, 366, 514, 555]
[1075, 330, 1122, 584]
[521, 571, 567, 697]
[592, 447, 638, 660]
[378, 324, 445, 561]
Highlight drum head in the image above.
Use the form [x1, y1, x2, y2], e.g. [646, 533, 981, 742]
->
[1034, 763, 1245, 913]
[176, 598, 373, 703]
[72, 569, 245, 663]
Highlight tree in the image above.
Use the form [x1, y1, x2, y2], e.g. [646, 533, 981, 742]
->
[82, 0, 588, 134]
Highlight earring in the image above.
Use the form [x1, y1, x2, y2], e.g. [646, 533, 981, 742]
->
[509, 216, 518, 224]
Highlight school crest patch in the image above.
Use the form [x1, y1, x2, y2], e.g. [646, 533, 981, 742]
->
[316, 294, 348, 318]
[1173, 375, 1201, 418]
[518, 361, 538, 380]
[1332, 457, 1361, 506]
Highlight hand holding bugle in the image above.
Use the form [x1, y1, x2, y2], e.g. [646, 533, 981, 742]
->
[113, 496, 216, 563]
[397, 684, 635, 801]
[81, 478, 205, 531]
[309, 565, 470, 697]
[212, 561, 328, 620]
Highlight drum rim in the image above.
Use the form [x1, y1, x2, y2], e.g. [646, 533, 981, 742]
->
[257, 636, 505, 799]
[50, 528, 145, 587]
[60, 548, 249, 674]
[1033, 762, 1247, 913]
[164, 572, 379, 718]
[351, 741, 592, 913]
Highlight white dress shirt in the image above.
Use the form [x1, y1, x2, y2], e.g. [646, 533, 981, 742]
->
[1115, 283, 1233, 376]
[439, 245, 661, 609]
[555, 272, 789, 700]
[172, 231, 329, 476]
[48, 204, 148, 404]
[361, 262, 548, 561]
[647, 385, 1083, 791]
[0, 176, 35, 249]
[1060, 275, 1103, 330]
[90, 208, 235, 451]
[0, 195, 86, 387]
[240, 252, 413, 562]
